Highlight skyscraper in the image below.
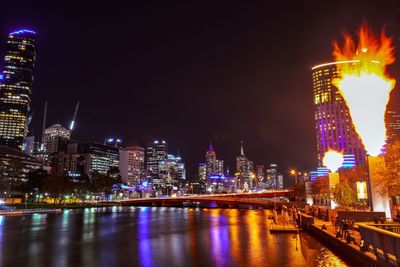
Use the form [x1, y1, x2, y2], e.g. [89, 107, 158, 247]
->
[236, 142, 254, 190]
[205, 143, 217, 178]
[0, 29, 37, 150]
[43, 124, 71, 154]
[386, 110, 400, 143]
[145, 140, 168, 175]
[119, 146, 145, 186]
[312, 61, 366, 165]
[256, 164, 265, 188]
[198, 162, 207, 181]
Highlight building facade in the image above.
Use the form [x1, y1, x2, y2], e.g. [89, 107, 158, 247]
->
[256, 164, 265, 188]
[80, 143, 119, 176]
[236, 142, 254, 190]
[198, 162, 207, 181]
[119, 146, 144, 186]
[145, 140, 167, 175]
[0, 29, 37, 150]
[205, 143, 217, 179]
[386, 110, 400, 143]
[43, 124, 71, 154]
[312, 61, 366, 165]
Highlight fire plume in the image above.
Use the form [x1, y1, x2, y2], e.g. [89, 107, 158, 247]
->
[332, 23, 396, 156]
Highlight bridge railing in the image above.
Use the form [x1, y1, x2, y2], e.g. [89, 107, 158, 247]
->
[359, 223, 400, 266]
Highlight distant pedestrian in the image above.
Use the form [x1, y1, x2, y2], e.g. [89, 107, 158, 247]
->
[283, 209, 289, 224]
[272, 209, 278, 225]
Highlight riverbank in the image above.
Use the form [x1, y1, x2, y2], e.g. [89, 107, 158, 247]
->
[302, 214, 390, 267]
[13, 202, 121, 210]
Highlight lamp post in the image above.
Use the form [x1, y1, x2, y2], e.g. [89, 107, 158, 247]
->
[290, 170, 297, 184]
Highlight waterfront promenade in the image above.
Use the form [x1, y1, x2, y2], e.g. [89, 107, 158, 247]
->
[304, 213, 400, 266]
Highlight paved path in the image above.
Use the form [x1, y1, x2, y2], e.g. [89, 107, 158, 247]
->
[312, 216, 377, 261]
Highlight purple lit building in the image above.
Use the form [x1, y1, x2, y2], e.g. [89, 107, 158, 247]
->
[312, 61, 366, 166]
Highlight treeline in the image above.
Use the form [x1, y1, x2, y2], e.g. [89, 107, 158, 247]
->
[0, 165, 122, 204]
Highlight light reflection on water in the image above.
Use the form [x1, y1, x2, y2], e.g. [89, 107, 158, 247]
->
[0, 207, 348, 267]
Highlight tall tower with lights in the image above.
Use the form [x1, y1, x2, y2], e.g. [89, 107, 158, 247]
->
[0, 29, 37, 150]
[312, 61, 365, 165]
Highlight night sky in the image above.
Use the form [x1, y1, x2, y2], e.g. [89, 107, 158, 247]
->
[1, 0, 400, 178]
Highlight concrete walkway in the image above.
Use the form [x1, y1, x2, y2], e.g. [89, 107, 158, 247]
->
[312, 216, 377, 261]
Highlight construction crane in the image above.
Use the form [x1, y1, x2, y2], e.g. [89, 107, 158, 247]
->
[69, 101, 80, 133]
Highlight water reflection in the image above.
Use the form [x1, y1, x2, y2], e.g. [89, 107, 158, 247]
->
[0, 207, 348, 267]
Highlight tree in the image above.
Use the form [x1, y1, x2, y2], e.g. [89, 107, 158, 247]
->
[311, 176, 329, 205]
[339, 165, 368, 184]
[378, 139, 400, 197]
[90, 171, 119, 199]
[43, 174, 73, 204]
[332, 181, 356, 208]
[287, 183, 306, 202]
[73, 175, 91, 202]
[6, 159, 25, 193]
[23, 169, 48, 194]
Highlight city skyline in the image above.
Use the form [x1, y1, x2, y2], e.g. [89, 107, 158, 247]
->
[0, 1, 400, 178]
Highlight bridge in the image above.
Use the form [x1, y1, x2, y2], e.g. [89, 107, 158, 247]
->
[116, 190, 292, 208]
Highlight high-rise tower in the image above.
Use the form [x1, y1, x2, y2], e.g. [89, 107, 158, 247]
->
[145, 140, 168, 175]
[236, 141, 254, 190]
[312, 61, 366, 165]
[205, 143, 217, 179]
[0, 29, 37, 149]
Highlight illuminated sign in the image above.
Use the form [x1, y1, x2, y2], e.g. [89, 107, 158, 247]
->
[356, 181, 368, 200]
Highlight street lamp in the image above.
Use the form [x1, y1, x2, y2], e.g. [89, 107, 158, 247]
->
[290, 169, 297, 184]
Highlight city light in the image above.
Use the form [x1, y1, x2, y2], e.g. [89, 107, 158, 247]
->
[9, 29, 37, 35]
[332, 23, 396, 156]
[322, 150, 344, 173]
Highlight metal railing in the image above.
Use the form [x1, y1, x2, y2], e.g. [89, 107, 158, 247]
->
[371, 224, 400, 235]
[359, 223, 400, 266]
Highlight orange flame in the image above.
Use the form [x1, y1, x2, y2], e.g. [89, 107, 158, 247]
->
[332, 23, 396, 156]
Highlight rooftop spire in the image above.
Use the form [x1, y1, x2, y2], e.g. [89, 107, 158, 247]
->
[208, 142, 213, 151]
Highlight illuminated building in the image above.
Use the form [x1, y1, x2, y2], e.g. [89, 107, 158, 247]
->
[0, 146, 41, 183]
[256, 165, 265, 187]
[51, 141, 86, 177]
[198, 162, 207, 181]
[145, 140, 167, 175]
[119, 146, 144, 186]
[205, 143, 217, 178]
[79, 143, 119, 176]
[312, 61, 366, 165]
[309, 166, 329, 182]
[266, 163, 281, 189]
[386, 110, 400, 143]
[158, 154, 186, 181]
[43, 124, 70, 154]
[236, 142, 254, 190]
[216, 159, 224, 176]
[0, 29, 37, 150]
[204, 143, 225, 192]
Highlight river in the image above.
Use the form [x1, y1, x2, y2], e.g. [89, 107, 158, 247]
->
[0, 207, 348, 267]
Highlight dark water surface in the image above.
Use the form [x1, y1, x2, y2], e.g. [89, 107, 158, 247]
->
[0, 207, 348, 267]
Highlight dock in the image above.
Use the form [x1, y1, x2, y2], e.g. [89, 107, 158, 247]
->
[267, 214, 303, 233]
